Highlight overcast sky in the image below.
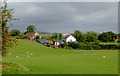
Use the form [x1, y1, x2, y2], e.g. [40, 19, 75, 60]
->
[8, 2, 118, 34]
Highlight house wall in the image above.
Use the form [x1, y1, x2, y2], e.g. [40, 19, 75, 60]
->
[55, 42, 60, 46]
[66, 35, 76, 42]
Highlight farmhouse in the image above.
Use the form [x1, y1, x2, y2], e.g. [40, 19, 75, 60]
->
[53, 40, 64, 46]
[24, 32, 41, 40]
[62, 35, 76, 42]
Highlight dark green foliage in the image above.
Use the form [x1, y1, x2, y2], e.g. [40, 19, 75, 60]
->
[35, 36, 39, 39]
[117, 40, 120, 43]
[60, 43, 67, 48]
[67, 42, 118, 50]
[27, 25, 36, 32]
[72, 30, 98, 42]
[86, 32, 98, 42]
[10, 29, 20, 36]
[24, 25, 36, 34]
[34, 36, 39, 41]
[68, 42, 79, 49]
[98, 31, 117, 42]
[73, 30, 83, 42]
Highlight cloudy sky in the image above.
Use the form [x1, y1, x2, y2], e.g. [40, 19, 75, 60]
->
[8, 2, 118, 34]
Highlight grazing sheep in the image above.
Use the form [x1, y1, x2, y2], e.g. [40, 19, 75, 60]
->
[30, 53, 33, 55]
[16, 56, 19, 58]
[103, 56, 106, 58]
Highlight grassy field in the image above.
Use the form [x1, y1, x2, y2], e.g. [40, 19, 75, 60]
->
[99, 42, 118, 45]
[2, 39, 118, 74]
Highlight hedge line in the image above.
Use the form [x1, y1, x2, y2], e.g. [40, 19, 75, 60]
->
[61, 42, 120, 50]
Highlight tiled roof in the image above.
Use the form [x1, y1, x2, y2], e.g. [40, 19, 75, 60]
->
[62, 35, 71, 39]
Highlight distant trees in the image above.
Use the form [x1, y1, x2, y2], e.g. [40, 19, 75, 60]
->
[24, 25, 36, 34]
[72, 30, 117, 42]
[51, 33, 63, 40]
[10, 29, 20, 36]
[72, 30, 98, 42]
[86, 32, 98, 42]
[98, 31, 117, 42]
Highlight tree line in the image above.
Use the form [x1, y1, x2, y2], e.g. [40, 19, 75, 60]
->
[72, 30, 118, 43]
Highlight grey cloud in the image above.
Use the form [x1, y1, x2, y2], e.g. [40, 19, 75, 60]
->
[8, 2, 118, 33]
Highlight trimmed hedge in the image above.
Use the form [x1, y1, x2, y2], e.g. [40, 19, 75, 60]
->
[67, 42, 119, 50]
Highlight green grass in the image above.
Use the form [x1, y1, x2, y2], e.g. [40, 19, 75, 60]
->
[99, 42, 118, 45]
[2, 39, 118, 74]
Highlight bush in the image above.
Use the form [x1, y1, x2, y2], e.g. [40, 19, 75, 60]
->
[34, 36, 40, 41]
[60, 43, 67, 48]
[68, 42, 79, 49]
[99, 44, 118, 50]
[117, 40, 120, 43]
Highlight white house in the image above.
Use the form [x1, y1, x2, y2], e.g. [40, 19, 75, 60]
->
[62, 35, 76, 42]
[53, 40, 64, 46]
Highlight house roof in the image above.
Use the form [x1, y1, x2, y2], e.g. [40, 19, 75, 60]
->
[38, 39, 49, 43]
[53, 40, 64, 43]
[24, 33, 34, 38]
[62, 35, 71, 39]
[26, 33, 34, 36]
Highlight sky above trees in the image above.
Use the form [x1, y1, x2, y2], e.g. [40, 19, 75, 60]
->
[8, 2, 118, 34]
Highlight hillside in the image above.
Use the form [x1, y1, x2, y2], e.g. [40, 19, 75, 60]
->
[2, 39, 118, 74]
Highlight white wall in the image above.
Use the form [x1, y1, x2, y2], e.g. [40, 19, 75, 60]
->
[66, 35, 76, 42]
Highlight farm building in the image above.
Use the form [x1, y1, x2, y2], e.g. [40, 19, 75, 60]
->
[53, 40, 64, 46]
[38, 39, 49, 45]
[62, 35, 76, 42]
[24, 32, 41, 40]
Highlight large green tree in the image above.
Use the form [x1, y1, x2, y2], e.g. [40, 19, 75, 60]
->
[73, 30, 83, 42]
[86, 32, 98, 42]
[10, 29, 20, 36]
[2, 0, 18, 56]
[98, 31, 117, 42]
[25, 25, 36, 34]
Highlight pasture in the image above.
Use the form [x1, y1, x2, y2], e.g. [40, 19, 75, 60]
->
[2, 39, 118, 74]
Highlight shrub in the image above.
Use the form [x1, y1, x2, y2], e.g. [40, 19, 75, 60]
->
[68, 42, 79, 49]
[60, 43, 67, 48]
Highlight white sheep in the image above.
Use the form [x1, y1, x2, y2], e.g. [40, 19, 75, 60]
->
[16, 56, 19, 58]
[103, 56, 106, 58]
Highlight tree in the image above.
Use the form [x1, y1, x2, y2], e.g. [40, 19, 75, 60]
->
[98, 31, 117, 42]
[26, 25, 36, 33]
[73, 30, 83, 42]
[10, 29, 20, 36]
[2, 0, 18, 56]
[58, 33, 63, 40]
[86, 32, 98, 42]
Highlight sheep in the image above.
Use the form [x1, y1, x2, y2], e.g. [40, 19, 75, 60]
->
[103, 56, 106, 58]
[16, 56, 19, 58]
